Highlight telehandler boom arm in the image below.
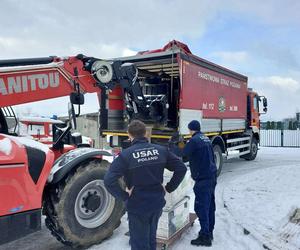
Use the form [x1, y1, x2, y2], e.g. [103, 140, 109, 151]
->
[0, 56, 104, 107]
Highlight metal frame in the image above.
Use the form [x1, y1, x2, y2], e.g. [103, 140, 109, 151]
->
[226, 136, 251, 159]
[1, 106, 18, 133]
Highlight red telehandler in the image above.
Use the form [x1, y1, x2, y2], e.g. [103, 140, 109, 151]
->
[0, 54, 150, 247]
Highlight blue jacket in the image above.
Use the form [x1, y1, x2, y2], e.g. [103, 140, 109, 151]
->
[104, 137, 187, 214]
[183, 132, 217, 181]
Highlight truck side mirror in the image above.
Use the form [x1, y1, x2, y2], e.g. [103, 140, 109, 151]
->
[263, 98, 268, 108]
[70, 92, 84, 105]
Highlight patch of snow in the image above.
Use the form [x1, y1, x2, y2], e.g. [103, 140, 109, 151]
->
[223, 152, 300, 250]
[7, 135, 49, 153]
[19, 116, 64, 124]
[71, 132, 81, 137]
[81, 135, 92, 145]
[0, 138, 13, 155]
[102, 149, 114, 163]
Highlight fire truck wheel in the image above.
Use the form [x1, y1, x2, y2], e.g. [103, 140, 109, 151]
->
[241, 137, 258, 161]
[44, 160, 125, 248]
[213, 144, 223, 176]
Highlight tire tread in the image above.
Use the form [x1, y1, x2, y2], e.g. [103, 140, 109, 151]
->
[43, 160, 124, 248]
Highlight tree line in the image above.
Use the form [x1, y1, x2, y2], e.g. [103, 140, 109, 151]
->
[265, 121, 299, 130]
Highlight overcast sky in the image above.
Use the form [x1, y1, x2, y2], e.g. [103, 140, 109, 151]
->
[1, 0, 300, 121]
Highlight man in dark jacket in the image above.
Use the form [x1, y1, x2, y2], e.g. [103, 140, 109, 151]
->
[183, 120, 217, 247]
[104, 120, 187, 250]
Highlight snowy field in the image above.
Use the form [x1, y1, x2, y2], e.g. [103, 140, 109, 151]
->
[1, 147, 300, 250]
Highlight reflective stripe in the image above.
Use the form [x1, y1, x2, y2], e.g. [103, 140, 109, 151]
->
[221, 130, 244, 135]
[102, 132, 172, 139]
[103, 129, 245, 140]
[0, 163, 25, 169]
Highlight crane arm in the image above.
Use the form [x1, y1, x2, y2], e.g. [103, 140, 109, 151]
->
[0, 56, 100, 107]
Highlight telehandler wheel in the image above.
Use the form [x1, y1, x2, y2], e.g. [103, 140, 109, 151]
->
[241, 138, 258, 161]
[44, 160, 125, 248]
[213, 144, 223, 176]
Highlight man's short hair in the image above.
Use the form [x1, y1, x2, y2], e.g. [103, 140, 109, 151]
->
[188, 120, 201, 132]
[128, 120, 146, 138]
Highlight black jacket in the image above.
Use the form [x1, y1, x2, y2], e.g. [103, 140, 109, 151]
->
[104, 137, 187, 214]
[183, 132, 217, 181]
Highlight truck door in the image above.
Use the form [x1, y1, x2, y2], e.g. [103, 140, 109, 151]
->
[250, 93, 260, 129]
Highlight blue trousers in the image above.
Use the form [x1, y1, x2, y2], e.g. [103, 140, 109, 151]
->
[128, 209, 162, 250]
[193, 178, 216, 236]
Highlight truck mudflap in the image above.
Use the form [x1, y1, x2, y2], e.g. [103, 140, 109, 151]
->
[0, 209, 41, 245]
[47, 148, 112, 184]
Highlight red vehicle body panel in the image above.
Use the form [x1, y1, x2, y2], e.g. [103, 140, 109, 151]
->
[0, 135, 54, 216]
[106, 85, 124, 110]
[0, 57, 99, 107]
[179, 58, 248, 119]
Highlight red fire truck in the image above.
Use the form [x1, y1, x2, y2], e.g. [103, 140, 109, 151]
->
[101, 40, 268, 175]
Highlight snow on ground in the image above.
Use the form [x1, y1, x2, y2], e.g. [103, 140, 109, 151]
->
[0, 137, 12, 155]
[1, 147, 300, 250]
[223, 157, 300, 249]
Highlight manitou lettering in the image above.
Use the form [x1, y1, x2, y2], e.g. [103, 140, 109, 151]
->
[0, 72, 59, 95]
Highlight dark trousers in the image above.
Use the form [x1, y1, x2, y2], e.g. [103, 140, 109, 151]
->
[128, 209, 162, 250]
[193, 178, 216, 236]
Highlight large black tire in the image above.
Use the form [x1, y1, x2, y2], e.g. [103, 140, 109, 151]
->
[213, 144, 223, 176]
[43, 160, 125, 248]
[241, 137, 258, 161]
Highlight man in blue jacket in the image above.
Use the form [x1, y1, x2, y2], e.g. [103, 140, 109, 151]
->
[104, 120, 187, 250]
[183, 120, 217, 247]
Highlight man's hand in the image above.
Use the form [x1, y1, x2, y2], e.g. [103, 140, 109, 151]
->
[126, 186, 134, 197]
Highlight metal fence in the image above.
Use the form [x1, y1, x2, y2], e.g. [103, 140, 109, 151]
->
[260, 130, 300, 147]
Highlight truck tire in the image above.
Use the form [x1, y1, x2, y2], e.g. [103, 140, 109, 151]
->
[241, 137, 258, 161]
[213, 144, 223, 176]
[43, 160, 125, 248]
